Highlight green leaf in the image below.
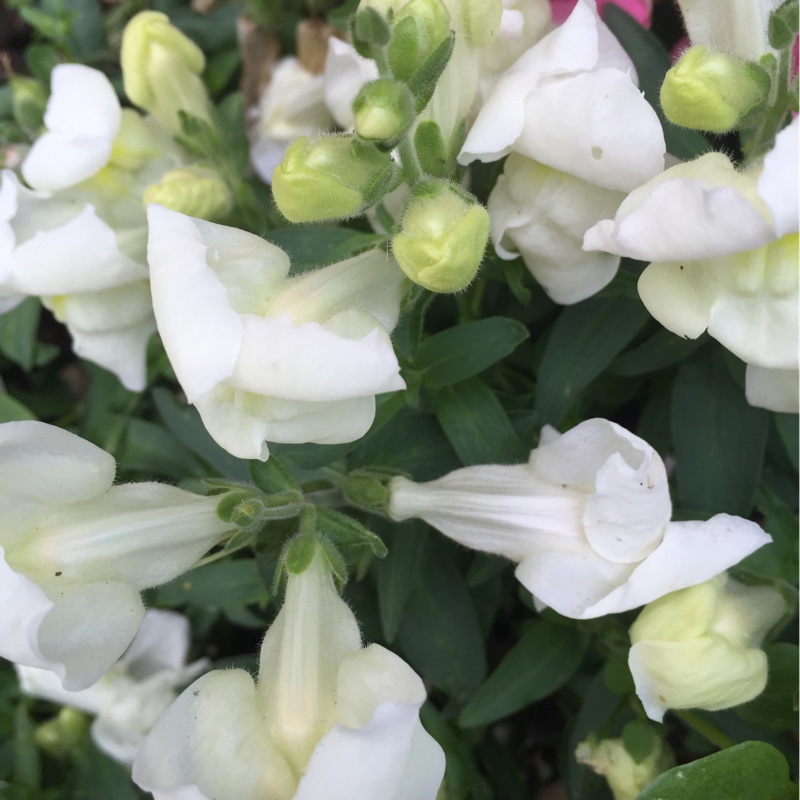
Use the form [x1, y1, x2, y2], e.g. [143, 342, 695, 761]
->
[315, 506, 388, 558]
[13, 704, 40, 789]
[610, 327, 705, 376]
[621, 719, 660, 763]
[154, 559, 268, 610]
[266, 227, 385, 271]
[398, 538, 486, 699]
[374, 519, 427, 641]
[0, 393, 36, 422]
[736, 643, 799, 732]
[0, 298, 42, 371]
[117, 417, 206, 481]
[64, 0, 106, 57]
[603, 4, 711, 160]
[435, 377, 527, 466]
[249, 456, 301, 493]
[416, 316, 529, 388]
[535, 294, 650, 426]
[774, 413, 798, 471]
[152, 387, 250, 481]
[638, 741, 795, 800]
[769, 0, 799, 49]
[74, 740, 138, 800]
[414, 119, 449, 177]
[459, 619, 588, 727]
[671, 347, 769, 516]
[205, 48, 241, 98]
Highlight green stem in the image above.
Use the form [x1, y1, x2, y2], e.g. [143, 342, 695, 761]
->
[193, 535, 254, 569]
[674, 710, 738, 750]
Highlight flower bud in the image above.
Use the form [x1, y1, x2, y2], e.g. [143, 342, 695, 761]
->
[576, 735, 672, 800]
[660, 46, 769, 133]
[272, 134, 398, 222]
[353, 79, 415, 145]
[392, 178, 490, 292]
[143, 166, 232, 220]
[35, 708, 90, 760]
[121, 11, 213, 136]
[628, 573, 787, 722]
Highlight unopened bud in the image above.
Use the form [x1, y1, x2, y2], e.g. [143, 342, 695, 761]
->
[354, 79, 415, 144]
[121, 11, 213, 136]
[272, 134, 398, 222]
[35, 707, 89, 760]
[143, 166, 232, 219]
[392, 178, 490, 292]
[661, 46, 769, 133]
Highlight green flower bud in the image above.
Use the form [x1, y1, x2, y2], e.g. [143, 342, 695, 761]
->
[35, 708, 89, 760]
[143, 166, 232, 220]
[660, 46, 770, 133]
[392, 179, 490, 292]
[354, 79, 416, 145]
[272, 134, 398, 223]
[121, 11, 213, 136]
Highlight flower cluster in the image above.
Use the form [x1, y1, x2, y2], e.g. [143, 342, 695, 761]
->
[0, 0, 795, 798]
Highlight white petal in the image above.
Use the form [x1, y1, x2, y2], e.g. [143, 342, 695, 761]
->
[12, 204, 148, 294]
[515, 538, 634, 618]
[147, 206, 288, 402]
[745, 365, 800, 413]
[516, 69, 665, 191]
[36, 580, 145, 690]
[582, 515, 772, 618]
[583, 154, 775, 261]
[231, 315, 403, 401]
[0, 551, 55, 671]
[133, 670, 295, 800]
[16, 662, 111, 713]
[122, 609, 192, 675]
[488, 157, 624, 303]
[758, 118, 799, 237]
[295, 701, 441, 800]
[0, 420, 115, 544]
[22, 65, 121, 191]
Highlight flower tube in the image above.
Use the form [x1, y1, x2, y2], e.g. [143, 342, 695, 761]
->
[0, 421, 231, 690]
[389, 418, 771, 619]
[133, 546, 445, 800]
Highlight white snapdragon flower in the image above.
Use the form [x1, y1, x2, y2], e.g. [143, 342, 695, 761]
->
[251, 57, 337, 184]
[584, 118, 799, 413]
[628, 573, 787, 721]
[147, 206, 406, 461]
[4, 63, 185, 390]
[459, 0, 665, 303]
[16, 609, 208, 764]
[389, 418, 771, 619]
[132, 549, 445, 800]
[0, 421, 231, 690]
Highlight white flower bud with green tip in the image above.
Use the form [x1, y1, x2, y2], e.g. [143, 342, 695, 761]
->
[16, 609, 208, 764]
[121, 11, 214, 137]
[389, 418, 772, 619]
[628, 574, 788, 722]
[660, 46, 769, 133]
[392, 178, 490, 293]
[0, 421, 232, 691]
[132, 547, 445, 800]
[146, 205, 406, 460]
[272, 134, 398, 223]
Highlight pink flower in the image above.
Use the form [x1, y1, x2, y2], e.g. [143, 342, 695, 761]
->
[550, 0, 653, 27]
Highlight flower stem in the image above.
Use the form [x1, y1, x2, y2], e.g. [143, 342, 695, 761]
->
[674, 710, 738, 750]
